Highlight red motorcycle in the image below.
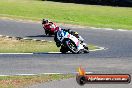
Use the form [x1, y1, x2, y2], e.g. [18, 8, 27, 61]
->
[42, 23, 57, 36]
[44, 28, 55, 36]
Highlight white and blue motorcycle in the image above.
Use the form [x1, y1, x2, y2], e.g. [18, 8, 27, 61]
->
[55, 29, 89, 54]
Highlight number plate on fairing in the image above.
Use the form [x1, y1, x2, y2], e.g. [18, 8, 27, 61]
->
[57, 30, 66, 42]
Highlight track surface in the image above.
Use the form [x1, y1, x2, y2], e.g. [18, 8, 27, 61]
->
[0, 19, 132, 88]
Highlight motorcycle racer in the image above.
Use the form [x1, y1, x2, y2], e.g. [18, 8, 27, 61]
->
[54, 28, 84, 47]
[54, 27, 89, 53]
[42, 19, 58, 35]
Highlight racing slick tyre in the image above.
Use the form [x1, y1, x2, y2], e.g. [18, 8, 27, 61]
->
[48, 33, 52, 36]
[60, 46, 68, 53]
[64, 39, 78, 54]
[45, 30, 48, 35]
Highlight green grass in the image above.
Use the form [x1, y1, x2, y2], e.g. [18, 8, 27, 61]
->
[0, 37, 96, 53]
[0, 37, 59, 53]
[0, 74, 74, 88]
[0, 0, 132, 30]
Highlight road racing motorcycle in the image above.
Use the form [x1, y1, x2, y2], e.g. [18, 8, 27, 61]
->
[44, 26, 55, 36]
[56, 29, 89, 54]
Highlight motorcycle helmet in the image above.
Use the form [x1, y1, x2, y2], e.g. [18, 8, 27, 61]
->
[67, 29, 71, 32]
[75, 32, 78, 35]
[75, 32, 79, 38]
[42, 19, 49, 24]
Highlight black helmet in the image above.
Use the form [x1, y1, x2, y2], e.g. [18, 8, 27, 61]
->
[67, 29, 71, 33]
[42, 19, 49, 24]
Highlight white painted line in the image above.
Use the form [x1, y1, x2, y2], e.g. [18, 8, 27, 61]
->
[90, 46, 107, 52]
[90, 27, 103, 30]
[5, 36, 10, 38]
[0, 72, 93, 76]
[104, 28, 114, 31]
[0, 53, 33, 55]
[0, 46, 106, 55]
[14, 74, 37, 76]
[0, 45, 106, 55]
[33, 39, 42, 41]
[41, 73, 63, 75]
[48, 46, 107, 53]
[90, 27, 97, 29]
[86, 72, 93, 74]
[90, 26, 132, 32]
[41, 72, 93, 74]
[23, 38, 33, 40]
[118, 29, 127, 31]
[71, 72, 93, 74]
[0, 75, 9, 76]
[0, 35, 4, 37]
[0, 52, 61, 54]
[23, 38, 28, 39]
[33, 39, 37, 41]
[41, 40, 46, 42]
[48, 52, 61, 53]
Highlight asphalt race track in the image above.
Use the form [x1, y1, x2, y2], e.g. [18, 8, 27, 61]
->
[0, 19, 132, 88]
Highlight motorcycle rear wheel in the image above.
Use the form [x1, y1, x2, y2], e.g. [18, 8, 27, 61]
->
[60, 46, 68, 53]
[45, 30, 48, 35]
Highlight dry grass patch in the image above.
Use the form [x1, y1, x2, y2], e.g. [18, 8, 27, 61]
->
[0, 74, 74, 88]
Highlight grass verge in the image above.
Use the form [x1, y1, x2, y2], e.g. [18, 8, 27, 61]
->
[0, 0, 132, 30]
[0, 74, 74, 88]
[0, 37, 59, 53]
[0, 37, 96, 53]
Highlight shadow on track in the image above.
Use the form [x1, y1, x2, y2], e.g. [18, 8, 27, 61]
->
[33, 52, 89, 55]
[26, 35, 54, 38]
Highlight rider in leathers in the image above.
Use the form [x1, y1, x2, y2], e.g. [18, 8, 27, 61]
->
[42, 19, 58, 35]
[54, 28, 84, 47]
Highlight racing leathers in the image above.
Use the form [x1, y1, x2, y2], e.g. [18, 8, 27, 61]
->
[54, 28, 84, 47]
[42, 22, 58, 33]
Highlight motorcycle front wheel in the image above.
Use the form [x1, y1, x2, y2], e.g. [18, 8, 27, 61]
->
[64, 39, 78, 54]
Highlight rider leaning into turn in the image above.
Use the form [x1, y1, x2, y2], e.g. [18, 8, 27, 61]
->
[42, 19, 58, 31]
[54, 28, 84, 47]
